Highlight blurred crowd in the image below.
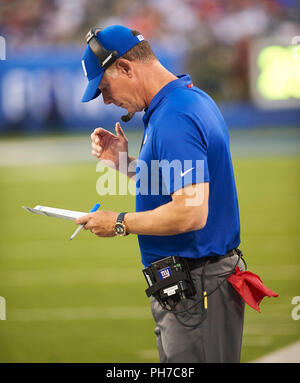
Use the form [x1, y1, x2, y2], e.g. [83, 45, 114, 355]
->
[1, 0, 299, 101]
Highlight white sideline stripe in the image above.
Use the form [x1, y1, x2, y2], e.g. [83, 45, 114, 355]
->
[252, 340, 300, 363]
[0, 134, 142, 167]
[7, 306, 150, 322]
[247, 264, 300, 280]
[1, 264, 299, 287]
[244, 323, 299, 336]
[243, 336, 273, 347]
[0, 129, 298, 167]
[0, 136, 93, 167]
[0, 268, 142, 286]
[137, 350, 158, 360]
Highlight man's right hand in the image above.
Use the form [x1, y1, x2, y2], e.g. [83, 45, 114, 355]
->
[91, 122, 128, 169]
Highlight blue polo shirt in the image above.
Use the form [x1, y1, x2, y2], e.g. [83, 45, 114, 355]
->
[136, 74, 240, 267]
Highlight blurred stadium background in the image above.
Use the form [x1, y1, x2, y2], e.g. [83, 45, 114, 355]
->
[0, 0, 299, 363]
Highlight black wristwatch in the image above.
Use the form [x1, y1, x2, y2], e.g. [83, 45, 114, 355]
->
[113, 212, 128, 236]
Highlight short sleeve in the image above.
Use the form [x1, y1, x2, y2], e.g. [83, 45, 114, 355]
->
[152, 111, 210, 195]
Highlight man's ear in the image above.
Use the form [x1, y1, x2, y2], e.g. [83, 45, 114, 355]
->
[116, 59, 133, 78]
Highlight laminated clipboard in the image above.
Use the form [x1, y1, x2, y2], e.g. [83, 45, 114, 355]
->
[22, 205, 88, 221]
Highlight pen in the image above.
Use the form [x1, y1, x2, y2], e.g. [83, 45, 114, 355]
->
[69, 203, 101, 241]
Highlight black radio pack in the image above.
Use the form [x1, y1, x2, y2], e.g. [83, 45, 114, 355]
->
[142, 256, 196, 308]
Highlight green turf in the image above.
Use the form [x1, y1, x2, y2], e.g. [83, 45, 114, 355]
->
[0, 156, 299, 362]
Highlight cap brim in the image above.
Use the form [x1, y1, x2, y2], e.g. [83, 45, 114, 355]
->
[81, 73, 103, 102]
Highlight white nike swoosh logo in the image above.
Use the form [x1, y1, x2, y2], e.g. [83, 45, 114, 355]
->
[143, 133, 148, 145]
[180, 167, 194, 177]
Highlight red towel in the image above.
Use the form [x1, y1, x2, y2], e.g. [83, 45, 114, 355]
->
[227, 267, 278, 312]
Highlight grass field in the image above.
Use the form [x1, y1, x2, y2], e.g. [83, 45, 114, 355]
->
[0, 130, 299, 363]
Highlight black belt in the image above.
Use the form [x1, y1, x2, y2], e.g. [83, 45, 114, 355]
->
[183, 248, 241, 271]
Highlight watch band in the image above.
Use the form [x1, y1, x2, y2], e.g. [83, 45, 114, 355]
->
[117, 212, 127, 223]
[115, 212, 129, 236]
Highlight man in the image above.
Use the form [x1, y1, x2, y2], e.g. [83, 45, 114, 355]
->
[77, 25, 245, 363]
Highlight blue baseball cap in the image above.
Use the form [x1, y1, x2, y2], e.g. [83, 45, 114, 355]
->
[81, 25, 144, 103]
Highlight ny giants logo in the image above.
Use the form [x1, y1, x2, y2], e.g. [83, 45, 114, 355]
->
[158, 267, 172, 280]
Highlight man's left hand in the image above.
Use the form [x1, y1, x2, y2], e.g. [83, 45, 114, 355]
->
[75, 210, 118, 237]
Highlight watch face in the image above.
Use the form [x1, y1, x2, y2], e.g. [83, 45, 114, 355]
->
[114, 223, 125, 236]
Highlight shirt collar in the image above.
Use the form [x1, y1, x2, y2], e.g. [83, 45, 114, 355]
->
[143, 74, 192, 126]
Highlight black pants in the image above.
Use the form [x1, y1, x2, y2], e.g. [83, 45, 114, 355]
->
[150, 254, 245, 363]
